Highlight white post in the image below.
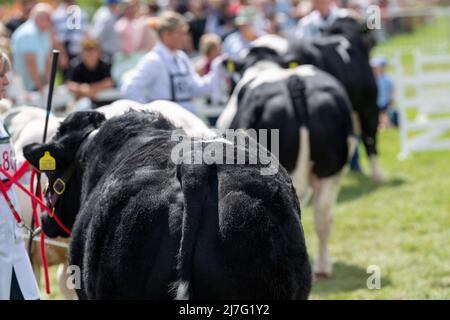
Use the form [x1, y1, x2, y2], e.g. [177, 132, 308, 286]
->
[396, 51, 410, 159]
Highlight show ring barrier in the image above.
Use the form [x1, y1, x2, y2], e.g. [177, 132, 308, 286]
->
[394, 49, 450, 159]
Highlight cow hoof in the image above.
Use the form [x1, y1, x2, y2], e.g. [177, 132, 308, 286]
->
[314, 272, 332, 281]
[371, 172, 387, 184]
[313, 259, 333, 279]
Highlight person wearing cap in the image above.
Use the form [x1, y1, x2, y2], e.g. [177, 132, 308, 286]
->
[92, 0, 123, 63]
[222, 6, 265, 60]
[121, 11, 228, 115]
[0, 50, 40, 300]
[293, 0, 349, 39]
[66, 38, 114, 108]
[371, 56, 395, 130]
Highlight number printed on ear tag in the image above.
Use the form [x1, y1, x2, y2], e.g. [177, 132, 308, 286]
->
[227, 60, 235, 73]
[39, 151, 56, 171]
[289, 62, 299, 69]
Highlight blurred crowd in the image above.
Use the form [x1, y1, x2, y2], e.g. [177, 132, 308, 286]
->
[0, 0, 406, 112]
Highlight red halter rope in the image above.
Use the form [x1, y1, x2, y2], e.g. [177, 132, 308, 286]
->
[0, 161, 72, 294]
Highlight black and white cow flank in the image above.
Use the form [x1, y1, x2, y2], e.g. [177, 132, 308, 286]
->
[285, 17, 384, 181]
[217, 45, 356, 277]
[23, 110, 312, 300]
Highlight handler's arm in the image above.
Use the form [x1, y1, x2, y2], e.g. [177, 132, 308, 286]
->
[121, 55, 158, 104]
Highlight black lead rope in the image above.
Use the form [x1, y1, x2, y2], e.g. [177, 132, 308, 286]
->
[28, 50, 60, 263]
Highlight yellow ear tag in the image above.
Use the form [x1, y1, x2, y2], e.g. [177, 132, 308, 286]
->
[227, 60, 235, 73]
[289, 62, 299, 69]
[39, 151, 56, 172]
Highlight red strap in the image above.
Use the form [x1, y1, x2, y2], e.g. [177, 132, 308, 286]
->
[29, 169, 51, 294]
[4, 161, 30, 191]
[40, 231, 51, 294]
[0, 165, 71, 236]
[0, 161, 73, 295]
[0, 165, 52, 294]
[0, 178, 23, 224]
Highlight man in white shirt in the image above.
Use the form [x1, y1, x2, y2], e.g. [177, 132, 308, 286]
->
[121, 11, 227, 115]
[294, 0, 349, 39]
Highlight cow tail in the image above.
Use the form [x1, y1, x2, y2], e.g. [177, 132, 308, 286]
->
[174, 161, 212, 300]
[288, 75, 311, 204]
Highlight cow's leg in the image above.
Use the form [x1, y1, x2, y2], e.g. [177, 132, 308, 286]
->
[57, 263, 78, 300]
[352, 111, 362, 137]
[358, 108, 386, 183]
[369, 155, 385, 183]
[292, 127, 312, 206]
[311, 171, 343, 278]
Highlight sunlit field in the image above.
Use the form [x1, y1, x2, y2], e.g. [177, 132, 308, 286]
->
[306, 129, 450, 299]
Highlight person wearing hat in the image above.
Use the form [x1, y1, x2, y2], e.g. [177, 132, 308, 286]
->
[222, 6, 265, 60]
[66, 38, 114, 108]
[0, 50, 40, 300]
[121, 11, 228, 115]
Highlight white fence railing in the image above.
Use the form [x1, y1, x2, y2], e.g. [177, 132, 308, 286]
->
[393, 49, 450, 157]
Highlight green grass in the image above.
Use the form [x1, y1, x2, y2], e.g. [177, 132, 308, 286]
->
[373, 15, 450, 58]
[304, 128, 450, 300]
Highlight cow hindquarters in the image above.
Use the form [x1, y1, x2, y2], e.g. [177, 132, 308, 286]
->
[311, 171, 343, 278]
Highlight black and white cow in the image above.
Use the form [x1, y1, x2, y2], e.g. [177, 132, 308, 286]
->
[285, 17, 384, 182]
[23, 109, 312, 299]
[217, 43, 356, 278]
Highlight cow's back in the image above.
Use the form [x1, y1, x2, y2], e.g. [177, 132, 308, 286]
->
[286, 27, 378, 115]
[229, 66, 353, 178]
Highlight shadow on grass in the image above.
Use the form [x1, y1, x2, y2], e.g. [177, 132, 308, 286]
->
[312, 262, 392, 294]
[338, 173, 406, 204]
